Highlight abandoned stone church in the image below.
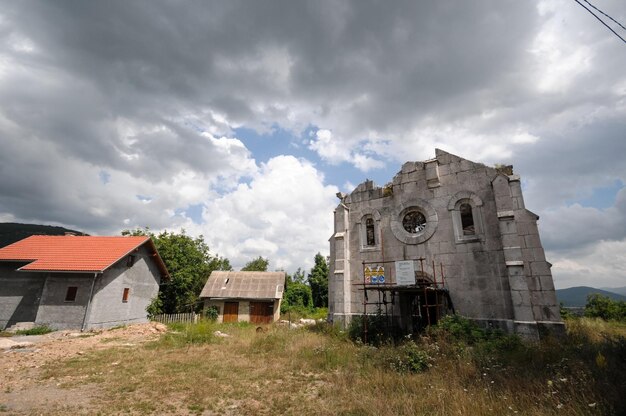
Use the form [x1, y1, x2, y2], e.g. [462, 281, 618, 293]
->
[328, 149, 563, 339]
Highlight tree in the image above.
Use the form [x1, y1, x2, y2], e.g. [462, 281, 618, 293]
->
[122, 228, 232, 313]
[285, 267, 306, 290]
[282, 282, 313, 312]
[584, 294, 626, 321]
[241, 256, 269, 272]
[308, 253, 329, 308]
[281, 268, 313, 313]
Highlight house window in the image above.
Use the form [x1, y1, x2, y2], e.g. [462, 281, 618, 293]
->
[65, 286, 78, 302]
[122, 288, 130, 303]
[460, 203, 475, 235]
[126, 255, 136, 267]
[366, 218, 376, 246]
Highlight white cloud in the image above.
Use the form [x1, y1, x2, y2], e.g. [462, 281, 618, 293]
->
[538, 186, 626, 250]
[343, 181, 356, 193]
[198, 155, 338, 272]
[308, 128, 384, 172]
[352, 153, 384, 172]
[549, 239, 626, 289]
[308, 129, 351, 165]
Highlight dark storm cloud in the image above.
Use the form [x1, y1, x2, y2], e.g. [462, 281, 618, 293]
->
[0, 0, 624, 270]
[2, 1, 540, 136]
[0, 0, 547, 232]
[516, 120, 626, 209]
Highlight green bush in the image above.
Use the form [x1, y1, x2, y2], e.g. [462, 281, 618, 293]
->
[387, 341, 432, 373]
[204, 306, 219, 321]
[281, 282, 313, 313]
[14, 325, 53, 336]
[584, 294, 626, 321]
[432, 314, 489, 344]
[348, 310, 391, 346]
[146, 296, 163, 318]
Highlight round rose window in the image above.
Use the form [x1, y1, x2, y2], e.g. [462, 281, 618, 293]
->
[402, 210, 426, 233]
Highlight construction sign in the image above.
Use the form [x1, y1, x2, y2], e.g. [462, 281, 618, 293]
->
[395, 260, 416, 286]
[364, 266, 385, 284]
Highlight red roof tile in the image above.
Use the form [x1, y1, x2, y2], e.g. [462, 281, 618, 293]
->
[0, 235, 168, 275]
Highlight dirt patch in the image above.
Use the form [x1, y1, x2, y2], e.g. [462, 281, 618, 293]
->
[0, 322, 167, 415]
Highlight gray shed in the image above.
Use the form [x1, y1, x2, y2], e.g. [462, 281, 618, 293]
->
[200, 271, 285, 324]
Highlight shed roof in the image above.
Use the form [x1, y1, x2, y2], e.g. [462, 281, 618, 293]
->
[0, 235, 169, 277]
[200, 271, 285, 300]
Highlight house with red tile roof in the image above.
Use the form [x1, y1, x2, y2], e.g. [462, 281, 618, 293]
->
[0, 235, 169, 331]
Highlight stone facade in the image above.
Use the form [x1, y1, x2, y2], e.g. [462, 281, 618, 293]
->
[328, 149, 563, 339]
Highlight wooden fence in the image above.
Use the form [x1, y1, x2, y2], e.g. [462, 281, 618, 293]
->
[151, 312, 199, 325]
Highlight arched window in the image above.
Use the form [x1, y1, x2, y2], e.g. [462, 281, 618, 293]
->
[447, 191, 483, 243]
[460, 203, 475, 235]
[366, 218, 376, 246]
[360, 211, 381, 251]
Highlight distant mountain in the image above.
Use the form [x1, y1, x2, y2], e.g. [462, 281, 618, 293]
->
[599, 286, 626, 296]
[556, 286, 626, 307]
[0, 222, 87, 248]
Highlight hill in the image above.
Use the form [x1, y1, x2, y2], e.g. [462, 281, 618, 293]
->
[600, 286, 626, 296]
[0, 222, 87, 248]
[556, 286, 626, 307]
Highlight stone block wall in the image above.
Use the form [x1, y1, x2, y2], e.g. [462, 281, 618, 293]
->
[328, 149, 564, 338]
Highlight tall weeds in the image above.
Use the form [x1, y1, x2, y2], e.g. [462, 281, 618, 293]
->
[37, 316, 625, 415]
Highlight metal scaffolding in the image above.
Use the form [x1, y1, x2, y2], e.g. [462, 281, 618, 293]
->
[354, 258, 454, 343]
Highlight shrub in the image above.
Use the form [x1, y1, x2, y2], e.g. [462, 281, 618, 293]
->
[204, 306, 219, 321]
[348, 310, 391, 346]
[559, 302, 573, 319]
[584, 294, 626, 322]
[281, 282, 313, 313]
[387, 341, 432, 373]
[14, 325, 53, 336]
[432, 314, 487, 344]
[146, 296, 163, 318]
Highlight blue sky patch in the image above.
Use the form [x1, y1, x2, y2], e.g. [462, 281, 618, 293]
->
[98, 170, 111, 185]
[575, 180, 623, 210]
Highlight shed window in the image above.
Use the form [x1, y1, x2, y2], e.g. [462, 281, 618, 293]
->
[365, 218, 376, 246]
[122, 287, 130, 303]
[460, 203, 475, 235]
[65, 286, 78, 302]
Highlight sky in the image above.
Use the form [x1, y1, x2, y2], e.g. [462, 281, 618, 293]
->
[0, 1, 625, 289]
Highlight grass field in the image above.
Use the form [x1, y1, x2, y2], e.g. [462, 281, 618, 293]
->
[38, 317, 625, 415]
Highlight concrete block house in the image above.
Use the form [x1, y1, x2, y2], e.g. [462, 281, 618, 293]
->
[328, 149, 564, 339]
[0, 235, 168, 331]
[200, 271, 284, 324]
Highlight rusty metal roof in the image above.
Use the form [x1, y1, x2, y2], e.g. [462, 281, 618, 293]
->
[200, 271, 285, 300]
